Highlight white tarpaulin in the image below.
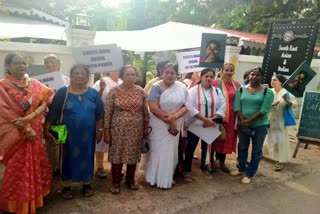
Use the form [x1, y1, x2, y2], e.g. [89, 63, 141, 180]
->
[94, 22, 249, 52]
[0, 17, 249, 51]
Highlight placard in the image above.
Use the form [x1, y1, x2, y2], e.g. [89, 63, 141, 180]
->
[262, 22, 319, 84]
[73, 44, 123, 74]
[32, 71, 65, 91]
[283, 62, 317, 97]
[199, 33, 226, 69]
[176, 50, 205, 74]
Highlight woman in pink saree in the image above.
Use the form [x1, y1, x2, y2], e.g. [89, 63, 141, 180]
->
[0, 53, 54, 214]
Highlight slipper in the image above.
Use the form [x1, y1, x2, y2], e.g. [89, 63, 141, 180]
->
[126, 183, 139, 190]
[61, 187, 73, 200]
[183, 172, 193, 183]
[110, 185, 120, 194]
[274, 163, 284, 171]
[82, 184, 94, 197]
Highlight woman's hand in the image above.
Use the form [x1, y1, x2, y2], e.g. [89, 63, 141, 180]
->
[96, 130, 103, 143]
[104, 130, 112, 146]
[272, 100, 280, 106]
[44, 129, 56, 144]
[169, 122, 179, 136]
[11, 116, 32, 129]
[240, 119, 249, 133]
[163, 114, 176, 124]
[25, 127, 37, 141]
[282, 94, 292, 106]
[202, 117, 215, 128]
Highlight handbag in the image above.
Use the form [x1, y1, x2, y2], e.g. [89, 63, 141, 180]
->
[50, 87, 69, 144]
[283, 92, 296, 126]
[141, 127, 152, 154]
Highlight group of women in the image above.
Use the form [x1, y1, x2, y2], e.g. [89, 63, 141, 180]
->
[0, 52, 295, 214]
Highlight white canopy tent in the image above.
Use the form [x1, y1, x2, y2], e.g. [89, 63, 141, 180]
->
[0, 17, 250, 51]
[94, 22, 250, 52]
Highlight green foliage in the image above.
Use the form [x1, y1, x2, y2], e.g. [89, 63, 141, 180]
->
[4, 0, 318, 33]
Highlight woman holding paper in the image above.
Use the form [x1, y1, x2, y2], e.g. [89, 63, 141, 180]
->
[183, 68, 226, 182]
[146, 62, 188, 189]
[211, 63, 241, 173]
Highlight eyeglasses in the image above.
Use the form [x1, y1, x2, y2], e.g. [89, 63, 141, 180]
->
[163, 71, 177, 76]
[12, 62, 28, 66]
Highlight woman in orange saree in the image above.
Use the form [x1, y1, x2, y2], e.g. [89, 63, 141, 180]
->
[0, 53, 54, 214]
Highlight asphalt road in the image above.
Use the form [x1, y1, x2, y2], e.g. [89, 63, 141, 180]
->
[177, 172, 320, 214]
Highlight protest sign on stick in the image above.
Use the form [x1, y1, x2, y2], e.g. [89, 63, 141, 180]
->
[283, 62, 317, 98]
[176, 50, 205, 74]
[73, 44, 123, 74]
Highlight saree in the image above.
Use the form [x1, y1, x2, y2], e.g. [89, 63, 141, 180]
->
[0, 76, 54, 214]
[212, 79, 240, 154]
[146, 81, 188, 189]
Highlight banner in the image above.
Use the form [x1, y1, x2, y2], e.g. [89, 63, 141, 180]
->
[283, 62, 317, 97]
[199, 33, 227, 69]
[176, 50, 205, 74]
[262, 22, 319, 84]
[73, 44, 124, 73]
[32, 71, 65, 91]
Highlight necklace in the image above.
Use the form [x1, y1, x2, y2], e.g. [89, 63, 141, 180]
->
[70, 85, 87, 101]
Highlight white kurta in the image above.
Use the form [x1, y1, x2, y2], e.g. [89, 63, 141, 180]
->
[266, 88, 296, 163]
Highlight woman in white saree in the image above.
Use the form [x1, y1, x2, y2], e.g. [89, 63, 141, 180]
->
[146, 62, 188, 189]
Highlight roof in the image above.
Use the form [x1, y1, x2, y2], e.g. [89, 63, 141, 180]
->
[215, 27, 320, 51]
[0, 5, 70, 27]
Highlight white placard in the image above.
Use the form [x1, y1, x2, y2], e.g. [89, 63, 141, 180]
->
[32, 71, 65, 91]
[176, 50, 205, 74]
[188, 119, 221, 144]
[73, 44, 124, 74]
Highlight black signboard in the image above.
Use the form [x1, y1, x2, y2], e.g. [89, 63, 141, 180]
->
[297, 91, 320, 142]
[262, 22, 319, 84]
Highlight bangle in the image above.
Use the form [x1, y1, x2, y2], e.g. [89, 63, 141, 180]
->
[98, 128, 103, 132]
[174, 114, 178, 119]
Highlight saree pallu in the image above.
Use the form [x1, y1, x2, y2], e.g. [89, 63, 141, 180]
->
[146, 82, 187, 189]
[0, 78, 53, 214]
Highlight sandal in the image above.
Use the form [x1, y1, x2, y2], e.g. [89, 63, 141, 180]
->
[61, 187, 73, 200]
[183, 172, 193, 183]
[126, 183, 139, 190]
[82, 184, 94, 197]
[110, 185, 120, 194]
[274, 162, 284, 171]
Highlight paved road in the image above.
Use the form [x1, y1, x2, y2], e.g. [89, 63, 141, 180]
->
[177, 172, 320, 214]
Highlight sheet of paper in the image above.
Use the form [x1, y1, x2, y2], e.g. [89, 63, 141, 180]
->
[188, 119, 221, 144]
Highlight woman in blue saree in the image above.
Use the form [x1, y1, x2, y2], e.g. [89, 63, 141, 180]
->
[45, 64, 104, 199]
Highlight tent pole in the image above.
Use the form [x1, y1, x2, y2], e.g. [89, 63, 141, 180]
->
[142, 52, 149, 87]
